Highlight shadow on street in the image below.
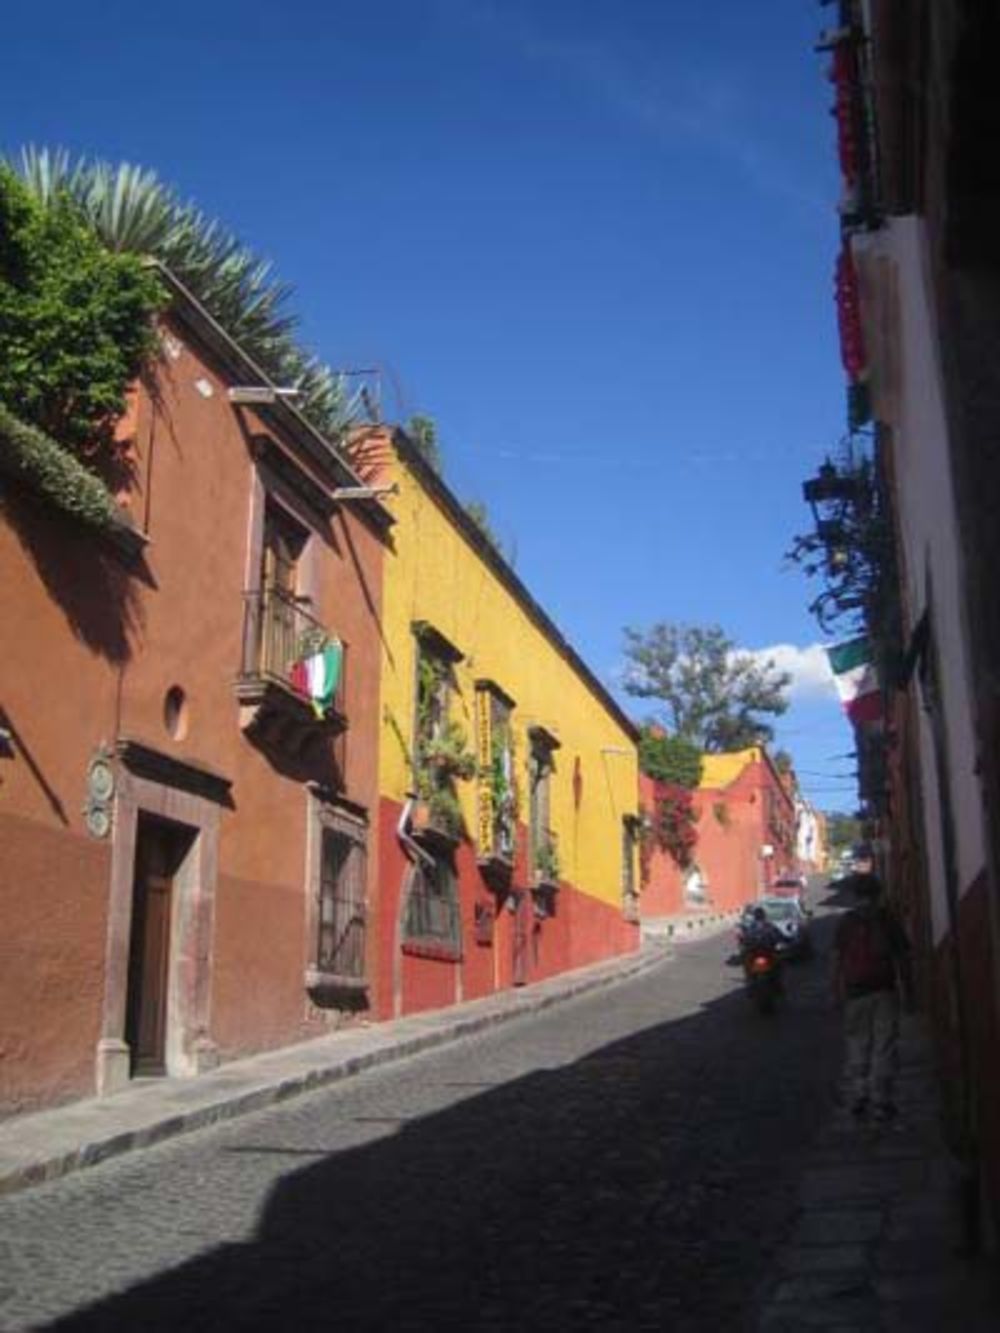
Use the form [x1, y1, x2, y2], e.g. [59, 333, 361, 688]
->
[45, 916, 843, 1332]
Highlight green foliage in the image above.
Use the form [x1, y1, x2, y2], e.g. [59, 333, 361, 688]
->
[773, 748, 794, 776]
[406, 414, 443, 473]
[826, 810, 861, 855]
[0, 165, 164, 460]
[418, 718, 476, 782]
[485, 727, 518, 849]
[464, 498, 501, 551]
[412, 650, 473, 839]
[637, 725, 703, 788]
[425, 786, 465, 839]
[535, 832, 561, 883]
[9, 147, 363, 440]
[624, 622, 790, 752]
[0, 400, 124, 531]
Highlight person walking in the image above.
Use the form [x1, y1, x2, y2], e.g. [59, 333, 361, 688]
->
[832, 871, 914, 1122]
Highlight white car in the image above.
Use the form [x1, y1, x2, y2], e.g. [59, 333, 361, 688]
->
[757, 896, 813, 960]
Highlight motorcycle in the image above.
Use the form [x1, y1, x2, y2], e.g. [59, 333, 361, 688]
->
[741, 940, 782, 1015]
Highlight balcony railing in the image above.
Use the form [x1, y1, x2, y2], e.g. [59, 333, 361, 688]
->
[238, 586, 346, 720]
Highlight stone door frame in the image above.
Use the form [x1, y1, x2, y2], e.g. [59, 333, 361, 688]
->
[96, 740, 230, 1096]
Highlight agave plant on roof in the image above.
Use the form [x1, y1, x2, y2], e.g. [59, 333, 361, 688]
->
[8, 145, 365, 441]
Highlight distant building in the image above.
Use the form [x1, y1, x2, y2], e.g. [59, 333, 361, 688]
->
[640, 745, 798, 934]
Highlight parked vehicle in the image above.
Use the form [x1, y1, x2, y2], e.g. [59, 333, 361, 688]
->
[757, 895, 813, 960]
[772, 873, 807, 895]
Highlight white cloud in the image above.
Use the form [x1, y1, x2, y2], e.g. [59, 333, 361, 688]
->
[745, 643, 838, 701]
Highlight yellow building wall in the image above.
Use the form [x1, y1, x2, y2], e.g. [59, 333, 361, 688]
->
[699, 747, 759, 791]
[377, 446, 638, 910]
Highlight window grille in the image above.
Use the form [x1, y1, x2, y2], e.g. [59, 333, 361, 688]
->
[317, 825, 367, 980]
[403, 852, 461, 950]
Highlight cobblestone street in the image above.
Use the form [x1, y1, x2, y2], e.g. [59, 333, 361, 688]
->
[0, 924, 842, 1331]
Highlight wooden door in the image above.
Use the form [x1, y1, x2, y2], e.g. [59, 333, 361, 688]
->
[126, 819, 183, 1075]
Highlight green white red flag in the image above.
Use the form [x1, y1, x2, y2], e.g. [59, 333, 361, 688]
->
[827, 636, 882, 724]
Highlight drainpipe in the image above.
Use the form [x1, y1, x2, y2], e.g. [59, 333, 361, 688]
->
[397, 792, 434, 868]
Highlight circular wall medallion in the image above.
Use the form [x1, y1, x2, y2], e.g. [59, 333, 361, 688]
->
[85, 804, 112, 839]
[88, 757, 115, 803]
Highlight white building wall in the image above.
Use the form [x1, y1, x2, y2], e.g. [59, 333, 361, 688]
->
[854, 217, 986, 945]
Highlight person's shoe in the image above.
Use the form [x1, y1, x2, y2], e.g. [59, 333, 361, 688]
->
[850, 1096, 869, 1118]
[872, 1102, 898, 1123]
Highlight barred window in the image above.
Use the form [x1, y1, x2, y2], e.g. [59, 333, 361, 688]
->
[316, 819, 367, 981]
[402, 851, 461, 957]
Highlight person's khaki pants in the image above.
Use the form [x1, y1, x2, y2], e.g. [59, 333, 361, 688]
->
[844, 989, 899, 1107]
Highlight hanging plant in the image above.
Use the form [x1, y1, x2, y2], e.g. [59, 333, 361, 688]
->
[486, 728, 518, 824]
[419, 719, 476, 782]
[652, 785, 699, 868]
[424, 786, 464, 840]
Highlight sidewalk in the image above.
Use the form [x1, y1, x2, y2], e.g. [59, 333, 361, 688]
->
[0, 939, 685, 1199]
[756, 1013, 999, 1331]
[641, 905, 738, 943]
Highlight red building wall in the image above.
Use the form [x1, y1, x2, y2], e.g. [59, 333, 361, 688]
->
[638, 751, 798, 926]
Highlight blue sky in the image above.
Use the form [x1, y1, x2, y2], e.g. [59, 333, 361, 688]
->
[3, 0, 858, 810]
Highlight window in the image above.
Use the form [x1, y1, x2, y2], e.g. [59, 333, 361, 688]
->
[307, 805, 368, 992]
[529, 727, 560, 885]
[257, 501, 309, 681]
[475, 682, 516, 863]
[412, 624, 472, 841]
[621, 816, 640, 922]
[415, 638, 450, 758]
[402, 850, 461, 957]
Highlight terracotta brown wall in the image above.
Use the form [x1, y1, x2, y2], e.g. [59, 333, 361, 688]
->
[0, 504, 126, 1114]
[0, 312, 386, 1112]
[0, 813, 110, 1113]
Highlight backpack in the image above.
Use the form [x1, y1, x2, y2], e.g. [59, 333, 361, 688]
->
[839, 909, 897, 994]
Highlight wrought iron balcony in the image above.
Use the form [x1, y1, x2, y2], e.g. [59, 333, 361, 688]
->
[236, 587, 347, 741]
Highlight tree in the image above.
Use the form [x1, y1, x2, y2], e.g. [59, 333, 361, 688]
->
[637, 725, 703, 788]
[623, 622, 791, 752]
[825, 811, 861, 857]
[0, 165, 164, 461]
[773, 749, 794, 776]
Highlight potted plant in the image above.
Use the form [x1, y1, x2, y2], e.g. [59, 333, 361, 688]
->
[482, 729, 518, 862]
[413, 719, 475, 844]
[420, 719, 477, 781]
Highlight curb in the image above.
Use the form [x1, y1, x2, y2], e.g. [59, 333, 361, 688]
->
[641, 910, 738, 944]
[0, 944, 672, 1197]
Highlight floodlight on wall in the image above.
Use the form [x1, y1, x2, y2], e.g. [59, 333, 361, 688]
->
[330, 484, 400, 502]
[228, 386, 303, 405]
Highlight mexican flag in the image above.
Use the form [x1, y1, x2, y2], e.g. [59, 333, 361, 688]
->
[290, 641, 343, 718]
[827, 636, 882, 724]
